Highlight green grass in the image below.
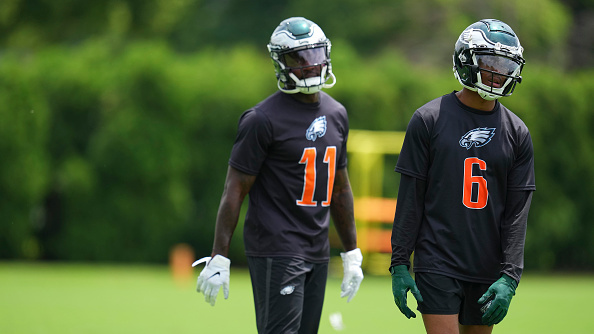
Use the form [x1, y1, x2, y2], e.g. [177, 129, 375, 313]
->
[0, 262, 592, 333]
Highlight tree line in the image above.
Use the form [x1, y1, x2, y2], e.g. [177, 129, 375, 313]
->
[1, 0, 593, 271]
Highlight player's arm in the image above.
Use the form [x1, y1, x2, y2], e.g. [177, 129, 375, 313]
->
[194, 165, 255, 306]
[391, 111, 430, 269]
[330, 167, 364, 302]
[500, 126, 535, 283]
[211, 165, 256, 257]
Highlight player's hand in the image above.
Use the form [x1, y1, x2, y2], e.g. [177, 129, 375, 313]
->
[193, 254, 231, 306]
[390, 265, 423, 319]
[478, 274, 517, 326]
[340, 248, 364, 302]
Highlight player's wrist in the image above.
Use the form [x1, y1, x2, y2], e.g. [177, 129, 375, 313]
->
[389, 265, 409, 276]
[500, 274, 517, 292]
[341, 248, 362, 263]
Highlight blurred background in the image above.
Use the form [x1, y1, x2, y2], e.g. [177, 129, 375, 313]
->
[1, 0, 594, 275]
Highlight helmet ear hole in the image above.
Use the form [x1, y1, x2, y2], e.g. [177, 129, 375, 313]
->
[469, 64, 480, 84]
[469, 64, 479, 78]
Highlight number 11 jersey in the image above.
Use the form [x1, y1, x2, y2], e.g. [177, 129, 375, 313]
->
[229, 91, 349, 263]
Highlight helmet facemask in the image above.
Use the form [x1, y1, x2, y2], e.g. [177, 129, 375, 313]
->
[472, 51, 524, 100]
[275, 44, 335, 94]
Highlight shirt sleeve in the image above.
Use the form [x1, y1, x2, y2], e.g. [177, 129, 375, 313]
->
[501, 190, 533, 284]
[390, 174, 427, 269]
[501, 127, 535, 283]
[228, 109, 272, 175]
[395, 112, 431, 180]
[508, 131, 536, 191]
[337, 125, 349, 170]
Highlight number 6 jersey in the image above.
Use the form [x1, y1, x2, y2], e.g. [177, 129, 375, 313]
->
[394, 91, 536, 283]
[229, 91, 349, 263]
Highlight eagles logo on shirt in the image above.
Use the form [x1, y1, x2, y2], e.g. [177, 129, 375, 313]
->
[306, 116, 327, 141]
[459, 127, 496, 149]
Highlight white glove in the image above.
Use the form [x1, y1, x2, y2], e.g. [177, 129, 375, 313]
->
[192, 254, 230, 306]
[340, 248, 364, 302]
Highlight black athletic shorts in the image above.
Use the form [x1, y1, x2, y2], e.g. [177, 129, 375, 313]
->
[247, 257, 328, 334]
[415, 272, 493, 326]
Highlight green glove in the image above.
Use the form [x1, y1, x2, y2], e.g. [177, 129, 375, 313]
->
[390, 265, 423, 319]
[478, 274, 518, 326]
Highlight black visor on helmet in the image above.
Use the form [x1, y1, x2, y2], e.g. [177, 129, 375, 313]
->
[476, 55, 521, 76]
[282, 46, 327, 68]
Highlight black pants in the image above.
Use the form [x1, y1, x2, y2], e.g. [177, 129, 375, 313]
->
[247, 257, 328, 334]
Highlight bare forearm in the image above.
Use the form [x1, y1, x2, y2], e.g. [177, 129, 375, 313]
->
[331, 168, 357, 251]
[211, 194, 243, 257]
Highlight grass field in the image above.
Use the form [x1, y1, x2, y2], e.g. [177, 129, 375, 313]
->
[1, 261, 592, 333]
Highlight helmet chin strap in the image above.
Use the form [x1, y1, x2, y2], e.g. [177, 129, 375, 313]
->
[278, 69, 337, 95]
[277, 80, 301, 94]
[322, 72, 336, 89]
[459, 83, 499, 101]
[478, 90, 499, 101]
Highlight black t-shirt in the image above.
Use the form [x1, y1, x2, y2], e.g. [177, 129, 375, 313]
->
[395, 91, 536, 283]
[229, 91, 349, 262]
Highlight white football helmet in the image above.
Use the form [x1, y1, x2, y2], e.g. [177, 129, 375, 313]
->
[453, 19, 525, 101]
[267, 17, 336, 94]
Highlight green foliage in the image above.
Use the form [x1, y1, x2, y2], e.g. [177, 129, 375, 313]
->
[0, 0, 593, 270]
[0, 56, 50, 259]
[0, 0, 582, 67]
[1, 39, 593, 271]
[0, 40, 273, 262]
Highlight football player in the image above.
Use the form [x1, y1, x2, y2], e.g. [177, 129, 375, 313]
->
[194, 17, 363, 333]
[390, 19, 535, 334]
